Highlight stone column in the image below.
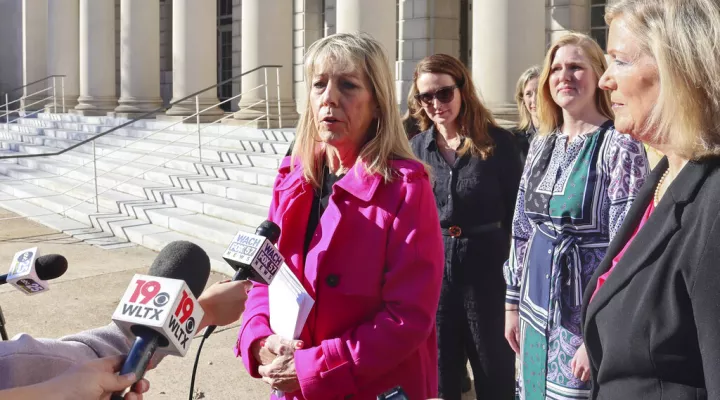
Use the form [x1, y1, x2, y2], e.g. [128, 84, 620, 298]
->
[166, 0, 222, 119]
[547, 0, 591, 45]
[292, 0, 323, 114]
[75, 0, 116, 115]
[46, 0, 80, 111]
[233, 0, 298, 128]
[21, 0, 48, 112]
[336, 0, 396, 73]
[115, 0, 162, 116]
[324, 0, 337, 36]
[472, 0, 545, 122]
[397, 0, 461, 111]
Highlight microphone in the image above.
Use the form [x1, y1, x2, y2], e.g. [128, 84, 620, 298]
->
[378, 386, 409, 400]
[110, 241, 210, 398]
[1, 247, 68, 295]
[223, 220, 283, 284]
[203, 220, 283, 338]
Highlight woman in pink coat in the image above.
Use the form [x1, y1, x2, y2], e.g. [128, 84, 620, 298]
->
[234, 32, 445, 399]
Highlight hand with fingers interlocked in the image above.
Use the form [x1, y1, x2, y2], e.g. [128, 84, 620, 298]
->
[251, 334, 304, 393]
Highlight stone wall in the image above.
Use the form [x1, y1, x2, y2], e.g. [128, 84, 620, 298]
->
[545, 0, 590, 46]
[397, 0, 461, 111]
[293, 0, 323, 113]
[0, 0, 24, 103]
[231, 0, 241, 111]
[324, 0, 336, 36]
[160, 0, 172, 106]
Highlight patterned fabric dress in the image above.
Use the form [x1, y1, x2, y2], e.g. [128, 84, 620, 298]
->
[504, 122, 648, 400]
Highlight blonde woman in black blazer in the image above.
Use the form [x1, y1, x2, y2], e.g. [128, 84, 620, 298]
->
[581, 1, 720, 399]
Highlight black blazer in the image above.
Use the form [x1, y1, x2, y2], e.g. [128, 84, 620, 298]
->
[582, 157, 720, 400]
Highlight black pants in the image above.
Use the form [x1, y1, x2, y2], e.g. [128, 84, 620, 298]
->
[437, 235, 515, 400]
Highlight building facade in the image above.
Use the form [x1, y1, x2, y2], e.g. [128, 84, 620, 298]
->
[0, 0, 615, 127]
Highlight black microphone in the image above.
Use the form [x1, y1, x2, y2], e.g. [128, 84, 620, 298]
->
[1, 253, 68, 296]
[0, 252, 67, 340]
[203, 220, 283, 338]
[0, 253, 68, 285]
[110, 241, 210, 400]
[377, 386, 409, 400]
[228, 220, 281, 282]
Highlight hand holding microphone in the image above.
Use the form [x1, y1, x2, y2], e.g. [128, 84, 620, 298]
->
[110, 241, 210, 400]
[195, 279, 253, 333]
[0, 355, 150, 400]
[203, 220, 283, 338]
[41, 355, 150, 400]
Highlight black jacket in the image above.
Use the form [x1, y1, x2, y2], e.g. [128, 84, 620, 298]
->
[582, 157, 720, 400]
[409, 125, 522, 236]
[510, 126, 535, 167]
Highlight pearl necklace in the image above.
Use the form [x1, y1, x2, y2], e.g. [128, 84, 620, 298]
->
[654, 168, 670, 206]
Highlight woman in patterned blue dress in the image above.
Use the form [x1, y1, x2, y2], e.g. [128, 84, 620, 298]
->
[503, 33, 649, 400]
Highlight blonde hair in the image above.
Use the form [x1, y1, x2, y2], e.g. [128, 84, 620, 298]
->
[536, 33, 614, 135]
[515, 65, 541, 131]
[407, 54, 497, 160]
[606, 0, 720, 159]
[292, 32, 422, 187]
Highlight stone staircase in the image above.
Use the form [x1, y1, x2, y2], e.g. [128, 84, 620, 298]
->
[0, 113, 292, 275]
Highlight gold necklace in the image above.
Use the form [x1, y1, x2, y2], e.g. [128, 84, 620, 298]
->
[654, 168, 671, 206]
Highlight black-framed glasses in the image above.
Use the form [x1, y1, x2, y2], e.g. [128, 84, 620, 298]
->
[414, 85, 458, 105]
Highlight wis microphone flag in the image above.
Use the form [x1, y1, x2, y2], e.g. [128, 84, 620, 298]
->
[0, 248, 67, 340]
[3, 247, 68, 295]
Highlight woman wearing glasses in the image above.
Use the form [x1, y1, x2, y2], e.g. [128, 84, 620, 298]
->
[503, 33, 648, 400]
[409, 53, 522, 400]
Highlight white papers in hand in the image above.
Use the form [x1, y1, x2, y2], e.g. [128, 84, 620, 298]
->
[268, 263, 314, 340]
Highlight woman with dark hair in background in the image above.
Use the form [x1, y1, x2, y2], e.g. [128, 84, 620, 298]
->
[409, 53, 521, 400]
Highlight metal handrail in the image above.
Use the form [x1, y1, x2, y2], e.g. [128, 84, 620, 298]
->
[0, 64, 281, 161]
[2, 75, 65, 129]
[3, 87, 53, 109]
[1, 95, 53, 120]
[0, 99, 274, 220]
[1, 75, 66, 98]
[0, 64, 287, 220]
[0, 82, 269, 188]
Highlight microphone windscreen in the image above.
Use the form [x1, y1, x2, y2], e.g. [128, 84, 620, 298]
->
[255, 220, 281, 244]
[35, 254, 68, 280]
[148, 241, 210, 298]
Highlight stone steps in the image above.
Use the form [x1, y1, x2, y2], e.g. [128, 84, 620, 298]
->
[1, 129, 285, 169]
[0, 183, 235, 274]
[0, 136, 280, 189]
[13, 157, 270, 226]
[0, 112, 286, 274]
[0, 161, 260, 246]
[8, 120, 293, 153]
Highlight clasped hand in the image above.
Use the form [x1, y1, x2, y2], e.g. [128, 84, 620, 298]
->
[253, 334, 304, 393]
